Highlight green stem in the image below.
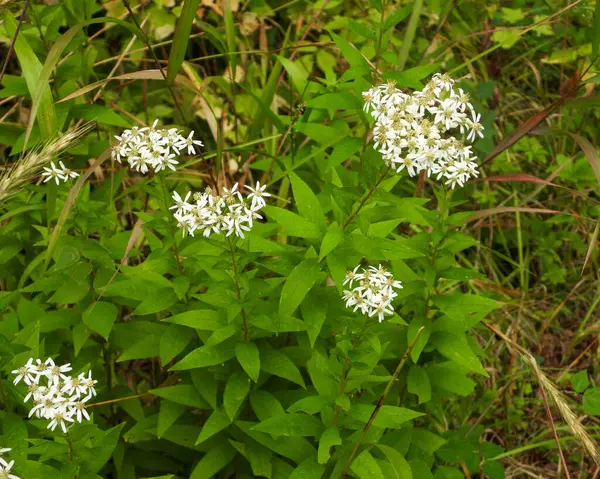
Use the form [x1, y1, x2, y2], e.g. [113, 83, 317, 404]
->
[343, 167, 391, 229]
[158, 174, 183, 274]
[227, 236, 249, 342]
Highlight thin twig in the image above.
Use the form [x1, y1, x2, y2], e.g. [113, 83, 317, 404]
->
[343, 167, 391, 228]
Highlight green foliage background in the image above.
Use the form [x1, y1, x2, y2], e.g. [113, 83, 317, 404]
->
[1, 0, 600, 478]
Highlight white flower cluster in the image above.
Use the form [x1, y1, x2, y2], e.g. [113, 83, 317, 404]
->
[11, 358, 97, 433]
[363, 73, 485, 188]
[170, 181, 271, 239]
[342, 264, 403, 322]
[111, 120, 203, 174]
[41, 160, 79, 185]
[0, 448, 19, 479]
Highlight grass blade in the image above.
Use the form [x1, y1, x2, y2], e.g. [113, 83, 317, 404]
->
[397, 0, 423, 71]
[167, 0, 200, 84]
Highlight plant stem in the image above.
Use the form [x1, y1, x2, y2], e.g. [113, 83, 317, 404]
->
[374, 0, 386, 81]
[158, 174, 183, 274]
[227, 236, 249, 342]
[86, 391, 152, 408]
[343, 167, 391, 229]
[339, 326, 425, 477]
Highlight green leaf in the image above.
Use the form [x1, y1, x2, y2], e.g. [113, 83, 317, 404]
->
[327, 137, 363, 170]
[407, 365, 431, 404]
[71, 104, 130, 127]
[230, 438, 273, 477]
[329, 31, 370, 73]
[276, 55, 308, 93]
[572, 370, 590, 393]
[251, 413, 322, 437]
[159, 324, 191, 364]
[264, 206, 323, 238]
[196, 407, 231, 445]
[3, 14, 56, 139]
[287, 396, 328, 415]
[290, 173, 325, 228]
[224, 372, 251, 421]
[349, 404, 423, 428]
[482, 460, 505, 479]
[249, 390, 286, 421]
[157, 400, 186, 438]
[190, 442, 236, 479]
[260, 348, 306, 388]
[133, 288, 177, 315]
[167, 0, 200, 84]
[427, 362, 476, 396]
[584, 388, 600, 415]
[301, 290, 328, 348]
[319, 222, 344, 261]
[351, 450, 384, 479]
[377, 444, 412, 479]
[306, 92, 362, 110]
[318, 426, 341, 464]
[409, 460, 434, 479]
[149, 385, 210, 409]
[279, 258, 320, 317]
[172, 343, 235, 370]
[430, 332, 487, 376]
[163, 309, 223, 330]
[82, 301, 117, 340]
[382, 5, 413, 31]
[235, 342, 260, 382]
[290, 457, 325, 478]
[383, 64, 439, 89]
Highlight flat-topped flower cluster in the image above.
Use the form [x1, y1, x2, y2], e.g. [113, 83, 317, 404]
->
[342, 264, 403, 322]
[363, 73, 484, 188]
[11, 358, 97, 433]
[171, 181, 271, 239]
[112, 120, 203, 173]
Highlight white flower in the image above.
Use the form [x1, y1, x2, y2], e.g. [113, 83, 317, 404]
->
[0, 457, 20, 479]
[363, 74, 484, 189]
[58, 161, 79, 180]
[178, 130, 204, 155]
[11, 359, 96, 432]
[11, 358, 35, 386]
[113, 121, 201, 175]
[0, 448, 10, 456]
[169, 191, 193, 215]
[172, 182, 270, 239]
[341, 264, 402, 322]
[41, 162, 64, 185]
[244, 181, 272, 211]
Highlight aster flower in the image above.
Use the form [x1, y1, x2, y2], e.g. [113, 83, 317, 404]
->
[362, 73, 485, 189]
[342, 264, 403, 322]
[41, 162, 64, 185]
[11, 358, 97, 431]
[171, 181, 270, 239]
[0, 457, 20, 479]
[112, 121, 201, 174]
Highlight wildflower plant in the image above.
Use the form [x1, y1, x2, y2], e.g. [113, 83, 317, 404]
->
[6, 1, 597, 477]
